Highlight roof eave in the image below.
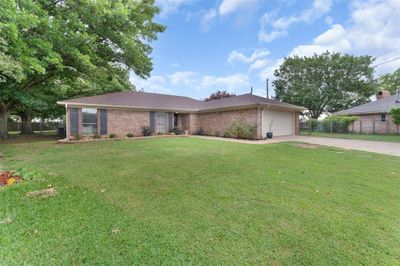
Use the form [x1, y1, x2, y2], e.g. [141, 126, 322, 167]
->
[57, 102, 198, 113]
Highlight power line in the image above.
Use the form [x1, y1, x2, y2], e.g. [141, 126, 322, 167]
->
[374, 56, 400, 67]
[374, 48, 399, 59]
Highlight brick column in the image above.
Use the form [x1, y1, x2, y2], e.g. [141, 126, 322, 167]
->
[294, 111, 300, 135]
[256, 107, 262, 139]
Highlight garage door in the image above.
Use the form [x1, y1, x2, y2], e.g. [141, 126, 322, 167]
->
[262, 109, 294, 137]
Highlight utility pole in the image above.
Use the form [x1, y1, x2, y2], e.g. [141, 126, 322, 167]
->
[266, 78, 269, 99]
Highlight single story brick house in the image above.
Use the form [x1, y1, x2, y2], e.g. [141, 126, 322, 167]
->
[335, 89, 400, 134]
[57, 91, 306, 139]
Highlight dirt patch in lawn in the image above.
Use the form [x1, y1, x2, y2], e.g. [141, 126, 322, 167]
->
[27, 188, 56, 198]
[291, 143, 321, 149]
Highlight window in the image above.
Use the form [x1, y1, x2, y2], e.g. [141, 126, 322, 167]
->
[380, 114, 387, 123]
[157, 112, 166, 133]
[82, 108, 97, 134]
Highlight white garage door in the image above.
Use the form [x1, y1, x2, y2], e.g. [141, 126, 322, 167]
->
[262, 109, 294, 137]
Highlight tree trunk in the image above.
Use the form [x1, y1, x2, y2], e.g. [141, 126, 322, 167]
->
[0, 106, 9, 139]
[20, 111, 34, 135]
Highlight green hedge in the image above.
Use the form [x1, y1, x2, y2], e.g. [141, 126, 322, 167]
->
[321, 116, 358, 133]
[303, 116, 358, 133]
[225, 120, 257, 140]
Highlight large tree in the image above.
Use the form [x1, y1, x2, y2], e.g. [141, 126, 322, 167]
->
[204, 90, 236, 102]
[0, 0, 165, 138]
[377, 68, 400, 95]
[273, 51, 376, 119]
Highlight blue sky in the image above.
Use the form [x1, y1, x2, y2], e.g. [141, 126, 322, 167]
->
[130, 0, 400, 100]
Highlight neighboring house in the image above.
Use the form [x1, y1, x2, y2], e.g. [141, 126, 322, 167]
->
[335, 89, 400, 134]
[57, 91, 305, 139]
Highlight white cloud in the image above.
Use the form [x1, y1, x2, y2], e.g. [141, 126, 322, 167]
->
[258, 0, 333, 42]
[200, 9, 217, 31]
[258, 0, 400, 83]
[228, 49, 270, 64]
[130, 74, 173, 94]
[156, 0, 193, 17]
[288, 0, 400, 61]
[170, 62, 180, 67]
[250, 59, 269, 71]
[325, 16, 333, 25]
[219, 0, 258, 16]
[168, 71, 198, 86]
[131, 70, 251, 97]
[200, 73, 250, 91]
[258, 30, 288, 43]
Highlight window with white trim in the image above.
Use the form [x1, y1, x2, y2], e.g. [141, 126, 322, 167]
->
[82, 108, 98, 134]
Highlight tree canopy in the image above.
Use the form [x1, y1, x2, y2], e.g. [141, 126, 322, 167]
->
[378, 68, 400, 94]
[273, 51, 376, 119]
[0, 0, 165, 137]
[204, 90, 236, 102]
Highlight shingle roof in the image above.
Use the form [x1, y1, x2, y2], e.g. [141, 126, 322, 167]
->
[58, 91, 306, 112]
[335, 96, 400, 115]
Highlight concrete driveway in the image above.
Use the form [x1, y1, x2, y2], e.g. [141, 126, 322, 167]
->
[272, 136, 400, 157]
[194, 135, 400, 157]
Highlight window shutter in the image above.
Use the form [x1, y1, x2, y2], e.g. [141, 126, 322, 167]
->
[168, 112, 173, 130]
[99, 109, 107, 135]
[149, 111, 155, 131]
[70, 108, 79, 135]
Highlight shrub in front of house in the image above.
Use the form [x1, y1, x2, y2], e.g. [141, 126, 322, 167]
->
[223, 131, 231, 138]
[169, 127, 184, 135]
[194, 128, 204, 135]
[126, 133, 134, 138]
[141, 126, 153, 136]
[226, 120, 257, 140]
[109, 133, 117, 138]
[74, 134, 82, 140]
[93, 134, 101, 139]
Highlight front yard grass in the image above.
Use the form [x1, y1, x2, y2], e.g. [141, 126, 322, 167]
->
[301, 131, 400, 143]
[0, 137, 399, 264]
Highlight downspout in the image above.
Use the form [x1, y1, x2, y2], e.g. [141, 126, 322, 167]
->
[65, 103, 68, 139]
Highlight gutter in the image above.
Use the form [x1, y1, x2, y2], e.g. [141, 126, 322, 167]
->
[56, 101, 306, 113]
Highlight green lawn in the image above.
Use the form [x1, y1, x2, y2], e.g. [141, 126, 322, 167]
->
[0, 137, 399, 264]
[301, 131, 400, 143]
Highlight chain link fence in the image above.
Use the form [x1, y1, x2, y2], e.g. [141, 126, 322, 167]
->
[300, 118, 392, 135]
[8, 121, 65, 135]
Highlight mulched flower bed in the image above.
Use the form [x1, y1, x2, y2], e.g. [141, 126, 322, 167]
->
[0, 171, 22, 186]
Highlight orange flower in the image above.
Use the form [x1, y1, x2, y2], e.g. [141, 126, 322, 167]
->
[7, 178, 15, 186]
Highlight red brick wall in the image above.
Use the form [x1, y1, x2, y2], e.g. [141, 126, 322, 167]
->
[196, 108, 262, 139]
[294, 111, 300, 135]
[350, 114, 398, 134]
[107, 109, 149, 137]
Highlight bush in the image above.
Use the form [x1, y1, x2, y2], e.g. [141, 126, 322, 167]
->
[194, 128, 204, 135]
[109, 133, 117, 138]
[226, 120, 257, 140]
[141, 126, 153, 136]
[74, 134, 82, 140]
[212, 130, 220, 137]
[169, 127, 184, 135]
[93, 134, 101, 139]
[390, 108, 400, 134]
[223, 131, 231, 138]
[126, 133, 134, 138]
[321, 116, 358, 133]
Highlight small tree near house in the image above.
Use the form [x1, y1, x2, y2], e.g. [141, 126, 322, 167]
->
[389, 108, 400, 134]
